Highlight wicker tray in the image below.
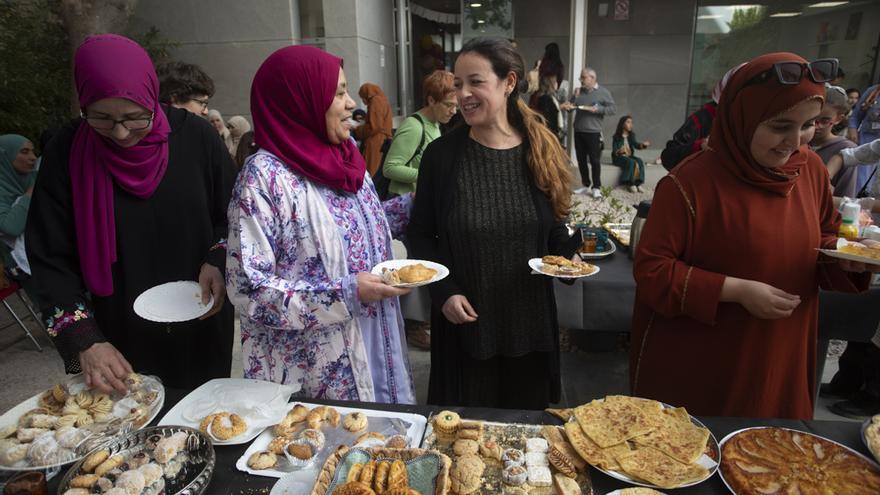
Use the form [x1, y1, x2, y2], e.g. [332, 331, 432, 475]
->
[308, 446, 451, 495]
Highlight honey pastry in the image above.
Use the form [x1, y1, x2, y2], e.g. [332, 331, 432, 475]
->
[69, 474, 99, 489]
[248, 450, 278, 469]
[343, 412, 368, 433]
[331, 481, 376, 495]
[82, 449, 109, 473]
[346, 463, 364, 483]
[397, 264, 437, 283]
[94, 454, 124, 477]
[358, 460, 377, 485]
[433, 410, 461, 435]
[373, 460, 391, 493]
[386, 459, 408, 490]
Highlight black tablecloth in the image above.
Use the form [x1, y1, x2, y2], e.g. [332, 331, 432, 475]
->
[48, 387, 874, 495]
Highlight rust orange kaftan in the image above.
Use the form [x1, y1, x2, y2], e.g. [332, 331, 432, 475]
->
[630, 150, 868, 419]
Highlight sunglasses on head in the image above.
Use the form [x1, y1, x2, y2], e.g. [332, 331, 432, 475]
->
[743, 58, 838, 89]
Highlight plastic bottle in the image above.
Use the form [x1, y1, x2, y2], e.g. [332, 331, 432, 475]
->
[838, 202, 860, 240]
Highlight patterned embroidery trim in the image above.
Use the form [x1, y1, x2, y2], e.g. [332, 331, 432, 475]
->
[210, 238, 227, 251]
[668, 174, 696, 218]
[681, 266, 694, 314]
[45, 303, 91, 337]
[632, 312, 655, 393]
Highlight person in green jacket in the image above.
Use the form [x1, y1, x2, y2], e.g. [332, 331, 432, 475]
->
[612, 115, 650, 193]
[0, 134, 37, 273]
[383, 70, 457, 196]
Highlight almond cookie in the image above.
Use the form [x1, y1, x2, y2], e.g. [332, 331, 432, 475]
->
[450, 454, 484, 494]
[331, 481, 376, 495]
[210, 412, 247, 440]
[247, 451, 277, 470]
[343, 412, 368, 433]
[548, 443, 577, 478]
[433, 410, 461, 436]
[268, 435, 290, 455]
[82, 449, 110, 473]
[452, 438, 479, 457]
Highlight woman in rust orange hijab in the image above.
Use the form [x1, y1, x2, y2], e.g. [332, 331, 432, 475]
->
[354, 83, 393, 176]
[631, 52, 879, 419]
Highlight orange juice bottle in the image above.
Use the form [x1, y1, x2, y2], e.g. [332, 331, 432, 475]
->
[838, 202, 860, 240]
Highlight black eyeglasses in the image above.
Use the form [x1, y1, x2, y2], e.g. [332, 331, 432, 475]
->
[190, 97, 209, 109]
[81, 112, 154, 131]
[743, 58, 839, 89]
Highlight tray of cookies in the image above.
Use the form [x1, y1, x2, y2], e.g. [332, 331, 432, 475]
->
[236, 402, 427, 483]
[306, 445, 451, 495]
[421, 410, 594, 494]
[0, 373, 164, 473]
[564, 396, 718, 490]
[158, 378, 298, 445]
[55, 425, 214, 495]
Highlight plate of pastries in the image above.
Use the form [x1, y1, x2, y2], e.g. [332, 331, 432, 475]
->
[530, 256, 599, 278]
[373, 260, 449, 288]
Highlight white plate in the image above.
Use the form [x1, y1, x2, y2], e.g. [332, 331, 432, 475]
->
[817, 238, 880, 266]
[158, 378, 299, 445]
[604, 491, 668, 495]
[133, 281, 214, 323]
[579, 239, 617, 259]
[528, 258, 601, 279]
[371, 259, 449, 288]
[236, 401, 427, 479]
[718, 426, 880, 494]
[0, 374, 164, 472]
[862, 416, 880, 463]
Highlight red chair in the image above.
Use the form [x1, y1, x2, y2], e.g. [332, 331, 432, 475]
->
[0, 281, 45, 351]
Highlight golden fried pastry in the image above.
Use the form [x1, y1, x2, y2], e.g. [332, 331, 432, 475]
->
[548, 444, 577, 478]
[210, 412, 248, 440]
[381, 268, 401, 285]
[355, 431, 385, 445]
[358, 460, 377, 485]
[346, 463, 364, 483]
[433, 410, 461, 435]
[307, 407, 327, 429]
[273, 422, 297, 437]
[324, 407, 341, 428]
[397, 264, 437, 283]
[387, 459, 408, 490]
[247, 451, 277, 470]
[541, 255, 572, 266]
[81, 449, 110, 473]
[343, 412, 368, 433]
[287, 404, 310, 423]
[331, 481, 376, 495]
[373, 460, 391, 493]
[94, 454, 124, 477]
[69, 474, 98, 489]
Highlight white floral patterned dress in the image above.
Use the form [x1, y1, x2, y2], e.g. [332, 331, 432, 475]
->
[227, 150, 415, 403]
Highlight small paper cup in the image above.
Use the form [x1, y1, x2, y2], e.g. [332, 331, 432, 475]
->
[283, 438, 319, 468]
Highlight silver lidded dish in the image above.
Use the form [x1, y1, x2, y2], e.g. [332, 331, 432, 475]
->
[56, 425, 214, 495]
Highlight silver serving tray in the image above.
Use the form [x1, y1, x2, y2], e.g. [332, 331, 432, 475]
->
[56, 425, 215, 495]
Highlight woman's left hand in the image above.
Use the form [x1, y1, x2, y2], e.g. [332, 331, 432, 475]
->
[839, 240, 880, 273]
[198, 263, 226, 319]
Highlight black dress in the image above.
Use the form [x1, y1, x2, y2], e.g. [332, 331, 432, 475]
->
[407, 126, 580, 409]
[26, 106, 236, 389]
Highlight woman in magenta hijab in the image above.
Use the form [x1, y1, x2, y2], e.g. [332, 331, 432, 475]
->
[226, 45, 416, 403]
[26, 34, 236, 392]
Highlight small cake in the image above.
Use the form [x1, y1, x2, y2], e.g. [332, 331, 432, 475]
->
[525, 437, 549, 453]
[524, 451, 549, 467]
[299, 428, 326, 449]
[452, 439, 479, 457]
[502, 448, 525, 468]
[478, 439, 502, 461]
[501, 464, 528, 486]
[527, 465, 552, 487]
[433, 410, 461, 435]
[287, 442, 314, 460]
[247, 451, 277, 470]
[343, 412, 369, 433]
[385, 434, 408, 449]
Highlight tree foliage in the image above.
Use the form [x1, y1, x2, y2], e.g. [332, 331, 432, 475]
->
[728, 6, 767, 32]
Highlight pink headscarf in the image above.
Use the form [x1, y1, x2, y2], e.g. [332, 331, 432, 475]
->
[251, 45, 365, 193]
[711, 63, 747, 104]
[70, 35, 170, 296]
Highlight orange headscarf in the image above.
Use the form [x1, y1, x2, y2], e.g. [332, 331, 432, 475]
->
[710, 52, 825, 196]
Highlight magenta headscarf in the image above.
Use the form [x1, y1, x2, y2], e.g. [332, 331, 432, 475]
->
[70, 34, 170, 296]
[251, 45, 365, 193]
